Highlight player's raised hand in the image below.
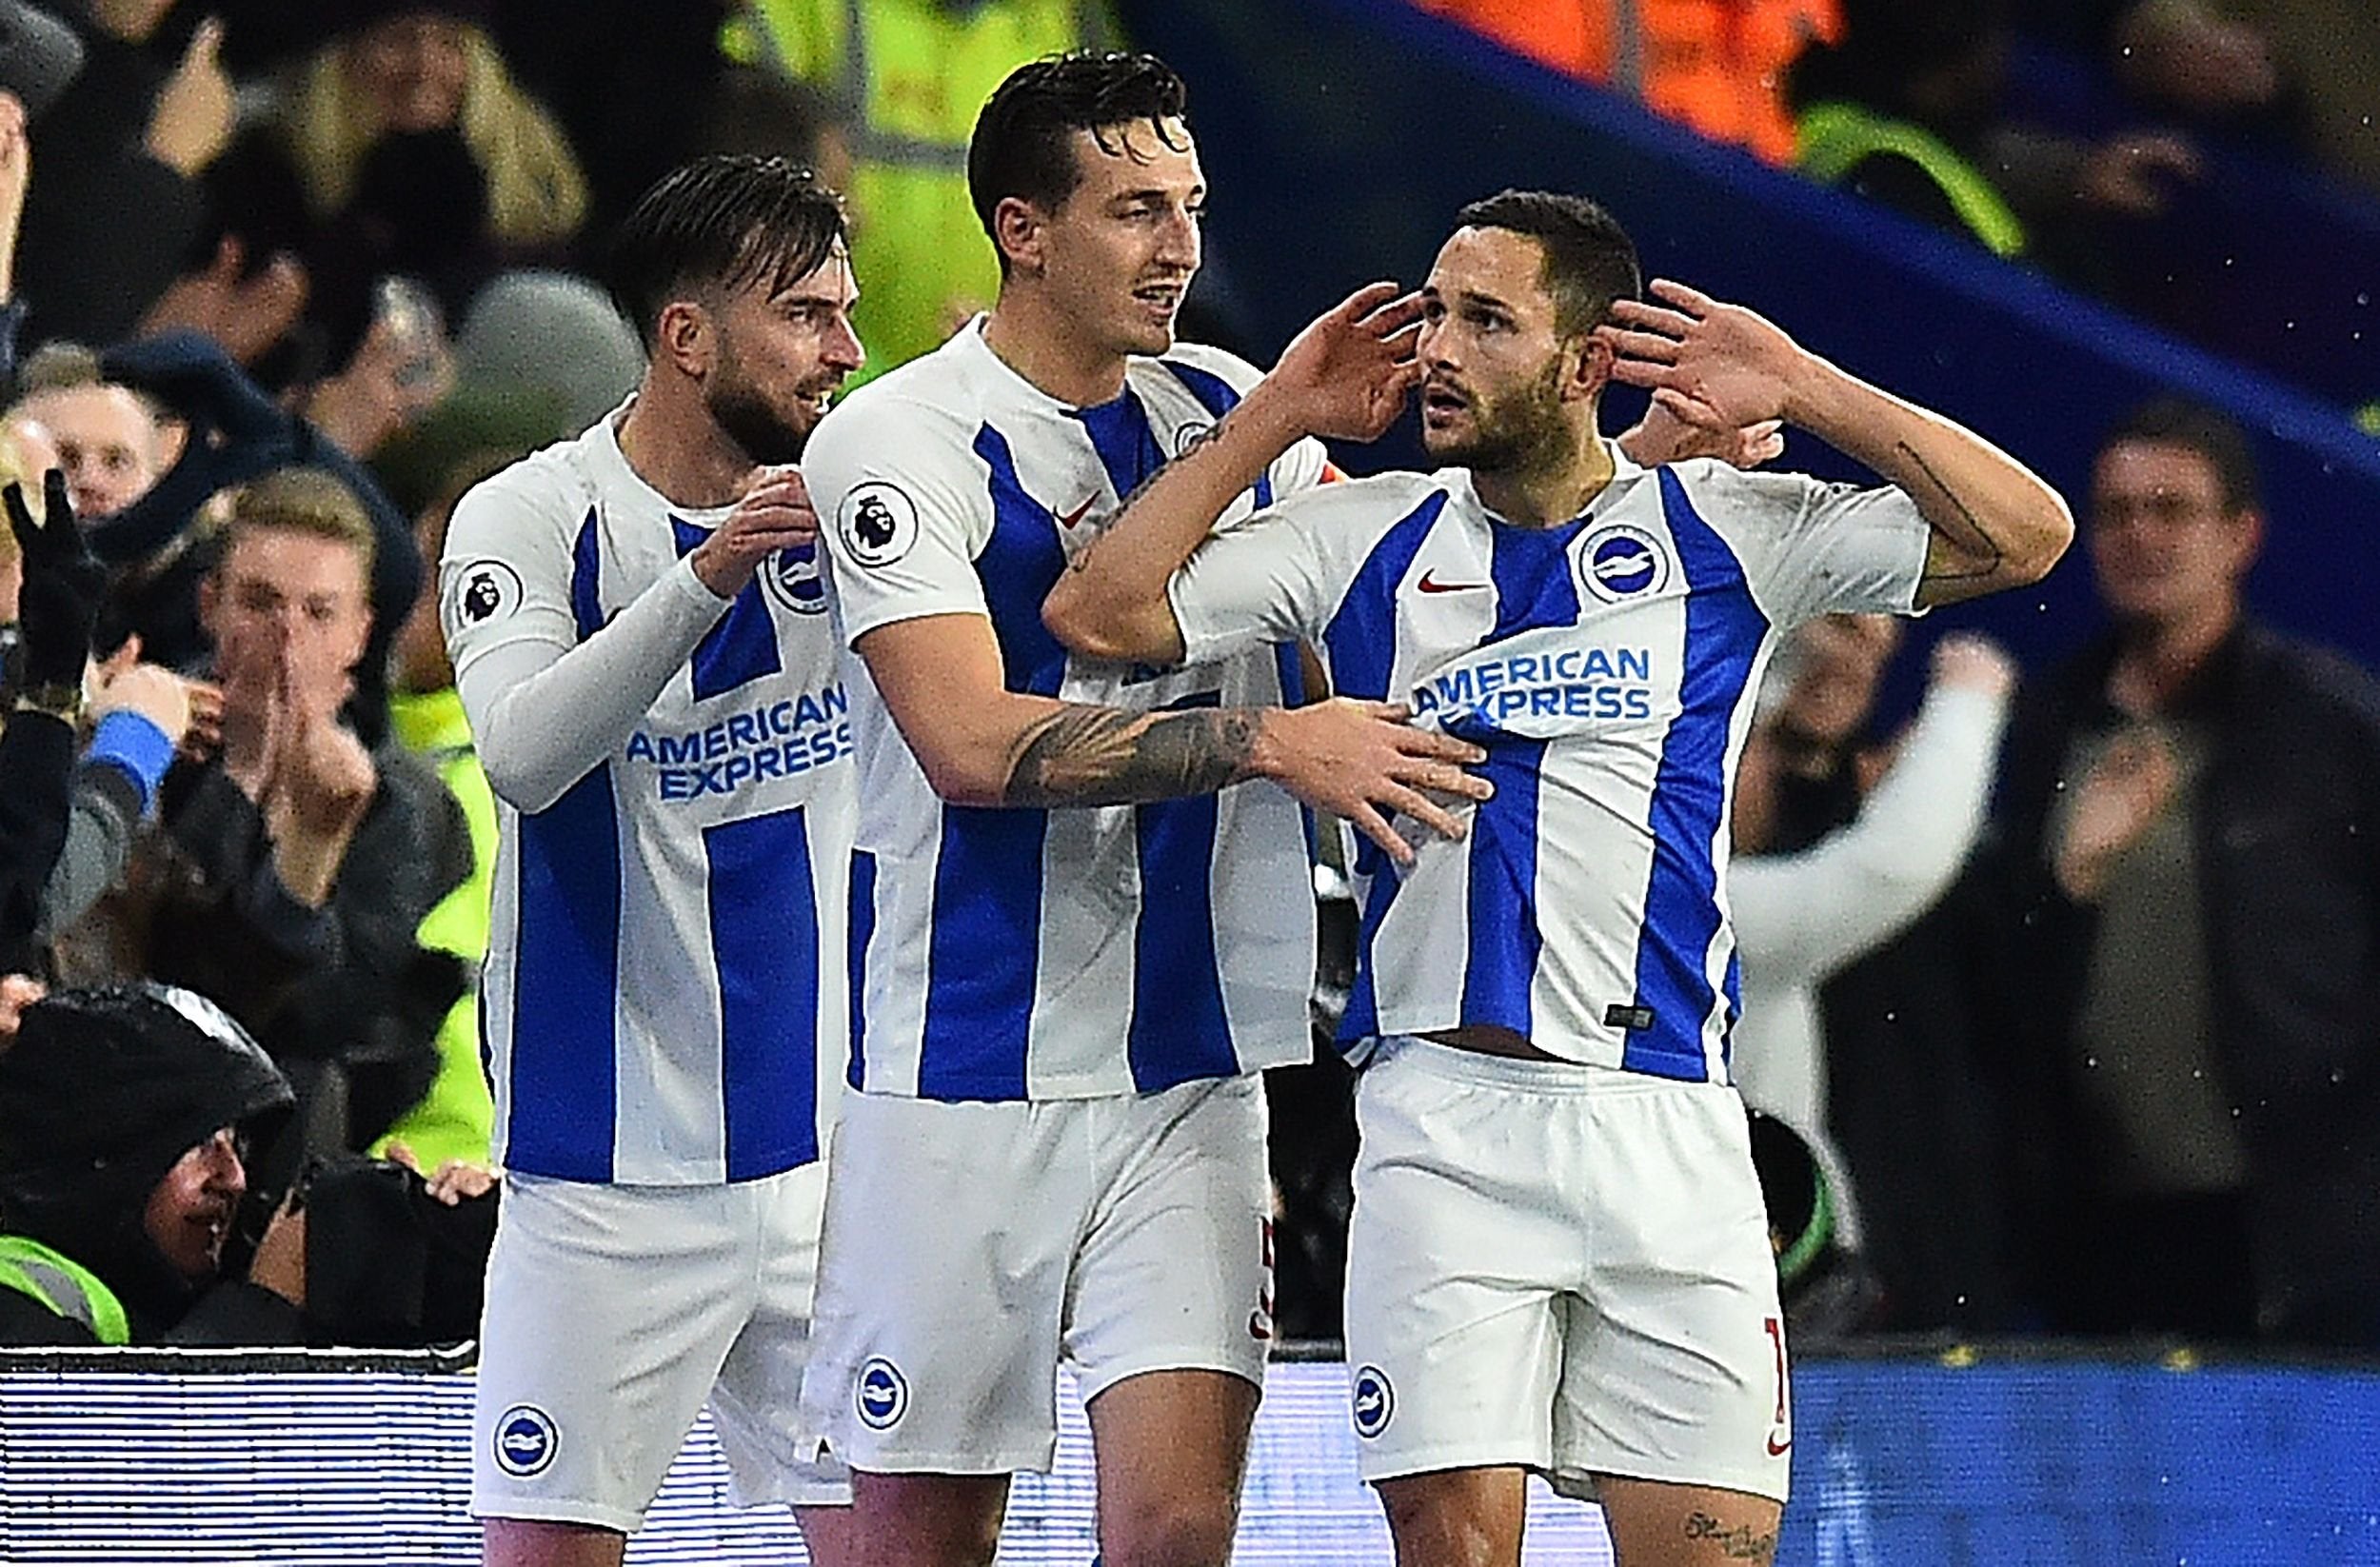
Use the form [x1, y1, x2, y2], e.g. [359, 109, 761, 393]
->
[689, 466, 819, 597]
[1259, 697, 1492, 865]
[1267, 281, 1426, 443]
[1597, 280, 1813, 436]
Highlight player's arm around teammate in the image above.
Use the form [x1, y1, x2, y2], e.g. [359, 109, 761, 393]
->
[857, 607, 1483, 854]
[1041, 280, 1423, 670]
[852, 280, 1481, 860]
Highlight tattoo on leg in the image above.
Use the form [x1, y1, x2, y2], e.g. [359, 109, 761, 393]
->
[1898, 440, 2007, 585]
[1003, 704, 1262, 806]
[1682, 1510, 1778, 1563]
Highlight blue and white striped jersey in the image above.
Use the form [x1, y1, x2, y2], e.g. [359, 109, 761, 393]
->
[1167, 447, 1930, 1083]
[805, 325, 1326, 1101]
[443, 413, 855, 1183]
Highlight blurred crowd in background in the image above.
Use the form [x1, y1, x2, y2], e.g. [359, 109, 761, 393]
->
[0, 0, 2373, 1357]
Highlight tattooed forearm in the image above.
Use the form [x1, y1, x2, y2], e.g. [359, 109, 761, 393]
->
[1002, 704, 1264, 806]
[1683, 1511, 1779, 1563]
[1897, 440, 2007, 584]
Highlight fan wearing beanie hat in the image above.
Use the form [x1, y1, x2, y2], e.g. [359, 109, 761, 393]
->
[0, 982, 305, 1345]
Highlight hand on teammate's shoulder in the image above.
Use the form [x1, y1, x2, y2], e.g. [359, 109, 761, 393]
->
[691, 466, 820, 598]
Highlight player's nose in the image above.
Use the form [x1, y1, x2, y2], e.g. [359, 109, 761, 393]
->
[1418, 315, 1458, 369]
[1156, 209, 1200, 269]
[823, 314, 865, 372]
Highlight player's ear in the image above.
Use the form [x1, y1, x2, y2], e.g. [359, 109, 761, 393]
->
[1563, 330, 1614, 405]
[993, 195, 1046, 277]
[654, 298, 715, 378]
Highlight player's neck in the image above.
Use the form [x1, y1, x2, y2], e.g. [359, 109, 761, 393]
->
[982, 292, 1130, 408]
[616, 383, 755, 511]
[1471, 437, 1616, 529]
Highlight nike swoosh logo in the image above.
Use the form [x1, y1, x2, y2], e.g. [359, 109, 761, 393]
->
[1766, 1432, 1793, 1457]
[1416, 570, 1485, 594]
[1057, 496, 1099, 529]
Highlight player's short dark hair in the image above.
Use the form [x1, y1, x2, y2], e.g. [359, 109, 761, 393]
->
[968, 51, 1190, 274]
[1454, 189, 1641, 342]
[2099, 395, 2262, 515]
[608, 154, 847, 347]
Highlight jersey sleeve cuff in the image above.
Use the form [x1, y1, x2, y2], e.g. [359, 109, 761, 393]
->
[669, 552, 737, 608]
[837, 593, 993, 649]
[1166, 577, 1234, 669]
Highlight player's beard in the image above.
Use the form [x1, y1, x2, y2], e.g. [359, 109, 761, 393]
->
[705, 347, 818, 466]
[1425, 356, 1571, 478]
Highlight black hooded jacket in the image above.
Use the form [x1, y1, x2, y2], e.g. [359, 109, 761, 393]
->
[0, 983, 301, 1344]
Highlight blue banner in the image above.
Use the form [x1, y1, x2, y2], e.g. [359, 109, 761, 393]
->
[4, 1354, 2378, 1562]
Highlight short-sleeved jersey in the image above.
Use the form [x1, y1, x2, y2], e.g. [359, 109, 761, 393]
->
[1167, 449, 1930, 1082]
[443, 413, 855, 1183]
[804, 325, 1327, 1102]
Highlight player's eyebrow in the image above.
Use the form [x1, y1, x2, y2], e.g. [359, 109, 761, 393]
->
[1107, 182, 1201, 208]
[1422, 284, 1518, 320]
[771, 282, 853, 308]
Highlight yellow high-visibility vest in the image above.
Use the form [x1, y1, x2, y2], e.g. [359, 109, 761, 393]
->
[1797, 99, 2028, 259]
[726, 0, 1112, 371]
[368, 687, 496, 1173]
[0, 1235, 131, 1344]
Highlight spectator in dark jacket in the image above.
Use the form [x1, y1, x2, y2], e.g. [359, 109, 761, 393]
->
[74, 331, 424, 736]
[1975, 396, 2380, 1349]
[70, 467, 466, 1170]
[92, 327, 423, 598]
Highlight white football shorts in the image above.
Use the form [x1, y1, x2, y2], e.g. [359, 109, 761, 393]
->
[1342, 1037, 1792, 1504]
[799, 1073, 1273, 1475]
[472, 1165, 851, 1532]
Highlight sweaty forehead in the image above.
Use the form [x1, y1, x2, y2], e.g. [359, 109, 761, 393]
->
[1427, 228, 1552, 311]
[771, 239, 858, 303]
[1067, 116, 1200, 197]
